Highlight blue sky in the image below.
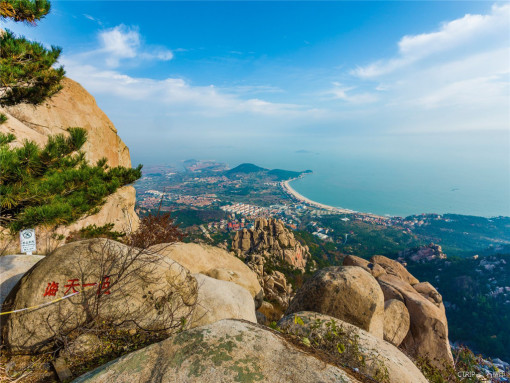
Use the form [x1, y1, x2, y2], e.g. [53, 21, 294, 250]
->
[3, 1, 509, 169]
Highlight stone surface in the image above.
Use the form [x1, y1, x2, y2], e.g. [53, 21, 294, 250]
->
[383, 299, 410, 347]
[149, 242, 263, 307]
[73, 319, 360, 383]
[377, 273, 453, 368]
[1, 239, 198, 354]
[286, 266, 385, 339]
[378, 280, 404, 302]
[278, 312, 428, 383]
[343, 255, 386, 278]
[413, 281, 443, 307]
[370, 255, 419, 285]
[0, 254, 44, 305]
[191, 274, 256, 328]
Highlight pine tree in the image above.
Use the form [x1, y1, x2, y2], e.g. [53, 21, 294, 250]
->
[1, 0, 51, 23]
[0, 129, 142, 232]
[0, 0, 64, 107]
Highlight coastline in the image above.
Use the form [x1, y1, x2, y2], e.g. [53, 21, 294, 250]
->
[281, 179, 356, 214]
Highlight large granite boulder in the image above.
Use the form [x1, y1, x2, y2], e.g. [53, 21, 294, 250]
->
[73, 319, 360, 383]
[149, 243, 263, 307]
[377, 273, 453, 368]
[191, 274, 256, 328]
[370, 255, 419, 285]
[286, 266, 384, 338]
[1, 239, 198, 354]
[383, 299, 410, 346]
[278, 312, 428, 383]
[0, 254, 44, 305]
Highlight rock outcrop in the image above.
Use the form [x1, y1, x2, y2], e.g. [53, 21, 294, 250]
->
[278, 312, 429, 383]
[0, 78, 138, 254]
[149, 242, 263, 307]
[377, 274, 453, 368]
[232, 218, 313, 311]
[73, 319, 361, 383]
[1, 239, 198, 354]
[232, 218, 310, 270]
[286, 266, 385, 339]
[346, 255, 454, 368]
[399, 243, 447, 262]
[0, 78, 131, 168]
[191, 274, 256, 328]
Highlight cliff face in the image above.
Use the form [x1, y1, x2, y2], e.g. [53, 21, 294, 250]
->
[0, 78, 138, 254]
[0, 78, 131, 168]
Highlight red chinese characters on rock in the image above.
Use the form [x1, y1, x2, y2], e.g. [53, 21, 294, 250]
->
[42, 276, 111, 297]
[64, 279, 80, 294]
[43, 282, 59, 297]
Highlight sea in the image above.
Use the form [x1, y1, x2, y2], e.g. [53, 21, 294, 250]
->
[135, 135, 510, 218]
[285, 155, 510, 218]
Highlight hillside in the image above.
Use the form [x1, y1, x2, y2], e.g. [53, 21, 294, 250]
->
[226, 163, 310, 181]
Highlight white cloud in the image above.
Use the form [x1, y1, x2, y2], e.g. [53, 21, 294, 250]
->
[344, 3, 510, 133]
[97, 25, 173, 67]
[326, 82, 378, 104]
[61, 57, 316, 119]
[352, 3, 510, 78]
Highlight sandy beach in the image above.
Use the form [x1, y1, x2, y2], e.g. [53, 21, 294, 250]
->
[282, 180, 355, 214]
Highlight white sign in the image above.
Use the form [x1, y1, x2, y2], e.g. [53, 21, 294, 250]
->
[20, 229, 36, 254]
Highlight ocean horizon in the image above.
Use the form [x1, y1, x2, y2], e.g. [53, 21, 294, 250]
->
[286, 154, 510, 218]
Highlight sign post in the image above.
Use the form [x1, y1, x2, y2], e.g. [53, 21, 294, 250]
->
[20, 229, 37, 255]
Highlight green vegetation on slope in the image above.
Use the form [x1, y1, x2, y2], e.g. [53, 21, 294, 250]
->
[408, 214, 510, 257]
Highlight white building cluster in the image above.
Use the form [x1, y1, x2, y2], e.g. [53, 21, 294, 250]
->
[220, 203, 268, 217]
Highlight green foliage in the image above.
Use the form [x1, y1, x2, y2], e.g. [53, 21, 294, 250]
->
[0, 29, 65, 106]
[415, 346, 492, 383]
[68, 223, 126, 242]
[1, 0, 51, 23]
[0, 129, 142, 232]
[281, 315, 390, 382]
[0, 113, 7, 124]
[407, 214, 510, 257]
